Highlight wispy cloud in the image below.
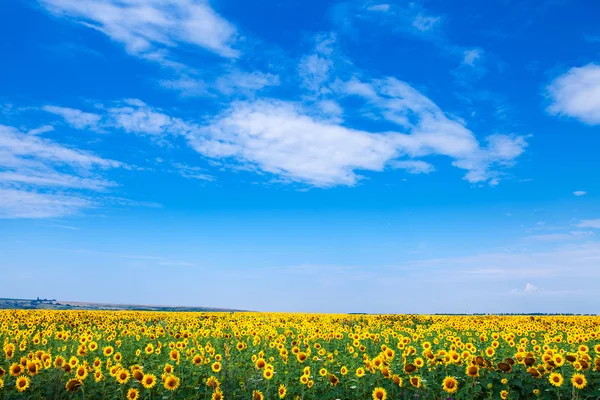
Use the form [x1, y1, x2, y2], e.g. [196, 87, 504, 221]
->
[412, 14, 441, 32]
[42, 105, 101, 130]
[524, 231, 594, 241]
[172, 163, 215, 181]
[39, 0, 240, 63]
[37, 223, 80, 230]
[0, 188, 94, 218]
[577, 219, 600, 229]
[0, 123, 153, 218]
[573, 190, 587, 196]
[462, 49, 483, 66]
[366, 4, 390, 12]
[547, 63, 600, 125]
[27, 125, 55, 135]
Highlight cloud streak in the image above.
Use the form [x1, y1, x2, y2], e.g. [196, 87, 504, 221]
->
[39, 0, 240, 64]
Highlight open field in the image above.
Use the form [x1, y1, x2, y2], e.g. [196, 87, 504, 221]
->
[1, 311, 599, 399]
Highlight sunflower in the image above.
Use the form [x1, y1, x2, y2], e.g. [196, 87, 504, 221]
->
[116, 369, 130, 384]
[372, 387, 387, 400]
[65, 378, 82, 392]
[211, 389, 224, 400]
[300, 375, 309, 384]
[193, 355, 202, 366]
[356, 367, 365, 377]
[319, 368, 327, 377]
[127, 388, 140, 400]
[466, 364, 479, 377]
[571, 373, 587, 390]
[404, 363, 417, 373]
[54, 356, 66, 368]
[211, 361, 222, 373]
[164, 374, 180, 391]
[164, 363, 174, 374]
[142, 373, 157, 389]
[410, 376, 422, 388]
[0, 378, 3, 389]
[442, 376, 458, 394]
[252, 390, 264, 400]
[255, 358, 266, 369]
[340, 365, 348, 375]
[76, 365, 88, 380]
[169, 350, 180, 363]
[206, 376, 221, 390]
[497, 362, 512, 372]
[10, 363, 23, 377]
[94, 371, 104, 382]
[500, 390, 509, 399]
[549, 372, 564, 387]
[145, 344, 154, 354]
[133, 369, 144, 381]
[328, 374, 339, 386]
[278, 383, 287, 398]
[26, 361, 39, 376]
[103, 346, 114, 357]
[263, 368, 273, 380]
[15, 376, 30, 392]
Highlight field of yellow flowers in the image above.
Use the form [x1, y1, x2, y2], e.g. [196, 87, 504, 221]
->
[1, 311, 599, 399]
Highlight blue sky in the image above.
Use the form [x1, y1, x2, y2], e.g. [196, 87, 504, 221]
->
[1, 0, 600, 313]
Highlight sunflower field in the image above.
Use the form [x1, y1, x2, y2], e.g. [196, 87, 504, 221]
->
[1, 311, 600, 400]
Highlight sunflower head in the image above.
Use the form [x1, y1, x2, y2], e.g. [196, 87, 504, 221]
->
[65, 378, 82, 392]
[252, 390, 264, 400]
[372, 387, 387, 400]
[16, 376, 31, 392]
[442, 376, 458, 394]
[571, 373, 587, 390]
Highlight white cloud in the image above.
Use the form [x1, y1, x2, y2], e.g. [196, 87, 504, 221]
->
[462, 49, 482, 66]
[172, 163, 215, 181]
[215, 71, 280, 96]
[0, 171, 116, 191]
[318, 100, 344, 120]
[547, 63, 600, 125]
[0, 124, 123, 217]
[510, 283, 538, 295]
[190, 100, 398, 187]
[391, 160, 435, 174]
[577, 219, 600, 229]
[573, 190, 587, 196]
[27, 125, 55, 135]
[0, 124, 120, 169]
[0, 188, 93, 218]
[106, 99, 190, 138]
[159, 76, 207, 97]
[340, 77, 527, 184]
[89, 74, 526, 187]
[39, 0, 239, 62]
[524, 231, 595, 241]
[298, 33, 337, 93]
[42, 105, 101, 130]
[366, 4, 390, 12]
[412, 14, 441, 32]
